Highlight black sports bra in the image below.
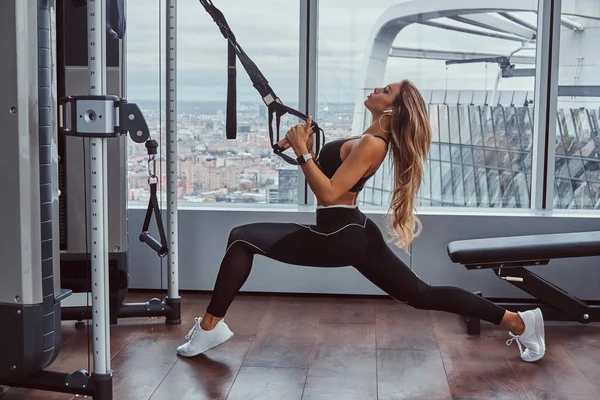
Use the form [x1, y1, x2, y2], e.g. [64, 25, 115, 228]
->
[316, 134, 389, 193]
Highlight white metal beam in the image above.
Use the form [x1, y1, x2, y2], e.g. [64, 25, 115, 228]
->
[166, 0, 179, 301]
[498, 12, 538, 31]
[352, 0, 597, 136]
[560, 16, 584, 30]
[389, 46, 536, 64]
[450, 14, 536, 40]
[421, 20, 530, 42]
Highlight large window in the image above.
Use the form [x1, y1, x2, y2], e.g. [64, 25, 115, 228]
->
[317, 1, 541, 209]
[552, 7, 600, 210]
[123, 1, 597, 212]
[126, 0, 300, 205]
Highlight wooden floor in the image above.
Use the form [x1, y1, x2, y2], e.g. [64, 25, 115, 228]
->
[2, 291, 599, 400]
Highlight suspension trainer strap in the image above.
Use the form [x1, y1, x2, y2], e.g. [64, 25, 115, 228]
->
[106, 0, 126, 40]
[139, 140, 168, 258]
[198, 0, 325, 165]
[226, 41, 237, 139]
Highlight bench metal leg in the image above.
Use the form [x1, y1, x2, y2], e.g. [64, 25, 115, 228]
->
[493, 267, 599, 323]
[465, 291, 482, 335]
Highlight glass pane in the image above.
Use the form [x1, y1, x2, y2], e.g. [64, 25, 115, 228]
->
[430, 161, 442, 203]
[429, 143, 440, 161]
[564, 110, 582, 157]
[523, 152, 532, 172]
[484, 150, 498, 168]
[452, 163, 465, 206]
[584, 160, 600, 182]
[556, 109, 569, 156]
[480, 106, 495, 147]
[587, 182, 600, 208]
[469, 106, 484, 146]
[497, 150, 512, 169]
[459, 106, 472, 145]
[313, 0, 539, 210]
[473, 149, 485, 166]
[440, 144, 451, 162]
[555, 178, 575, 209]
[476, 167, 489, 207]
[128, 0, 301, 205]
[463, 166, 477, 206]
[373, 188, 382, 205]
[382, 160, 392, 192]
[487, 168, 502, 206]
[568, 158, 586, 180]
[449, 106, 461, 144]
[513, 172, 529, 208]
[430, 105, 440, 142]
[373, 163, 383, 188]
[510, 151, 525, 171]
[519, 107, 533, 152]
[419, 165, 431, 200]
[555, 157, 571, 178]
[492, 106, 508, 149]
[450, 145, 461, 163]
[504, 107, 521, 151]
[439, 105, 450, 143]
[419, 199, 432, 207]
[499, 170, 515, 207]
[572, 179, 589, 208]
[441, 162, 453, 204]
[462, 147, 474, 165]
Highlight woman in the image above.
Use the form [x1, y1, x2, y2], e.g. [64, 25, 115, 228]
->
[176, 80, 545, 363]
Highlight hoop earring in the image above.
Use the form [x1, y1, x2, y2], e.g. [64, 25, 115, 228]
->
[378, 110, 392, 133]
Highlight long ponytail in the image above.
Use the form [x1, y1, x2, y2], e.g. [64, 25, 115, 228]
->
[386, 80, 431, 252]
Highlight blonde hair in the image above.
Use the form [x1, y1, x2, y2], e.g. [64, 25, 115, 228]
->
[386, 80, 431, 252]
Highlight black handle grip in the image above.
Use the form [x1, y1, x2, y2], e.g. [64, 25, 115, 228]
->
[139, 231, 168, 258]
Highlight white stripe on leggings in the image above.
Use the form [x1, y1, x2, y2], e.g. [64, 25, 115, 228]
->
[293, 216, 368, 236]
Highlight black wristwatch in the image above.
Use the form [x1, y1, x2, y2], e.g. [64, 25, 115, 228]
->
[296, 153, 313, 165]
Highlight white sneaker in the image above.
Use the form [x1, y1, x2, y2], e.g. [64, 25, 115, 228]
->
[176, 317, 234, 357]
[506, 308, 546, 362]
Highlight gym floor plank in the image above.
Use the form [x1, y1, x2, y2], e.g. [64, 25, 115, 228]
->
[302, 323, 378, 399]
[376, 300, 439, 350]
[241, 296, 323, 369]
[545, 324, 600, 394]
[2, 292, 600, 400]
[377, 349, 452, 400]
[226, 366, 308, 400]
[430, 311, 530, 400]
[318, 296, 377, 324]
[498, 323, 600, 400]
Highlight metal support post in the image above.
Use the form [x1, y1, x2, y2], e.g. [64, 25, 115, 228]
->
[531, 0, 561, 209]
[298, 0, 318, 205]
[87, 0, 111, 377]
[165, 0, 181, 324]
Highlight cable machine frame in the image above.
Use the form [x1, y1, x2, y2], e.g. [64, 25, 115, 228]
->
[1, 0, 179, 398]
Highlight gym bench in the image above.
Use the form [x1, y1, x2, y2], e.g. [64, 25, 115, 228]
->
[447, 231, 600, 335]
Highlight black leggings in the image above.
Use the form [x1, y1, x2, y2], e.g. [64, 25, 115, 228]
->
[206, 206, 506, 325]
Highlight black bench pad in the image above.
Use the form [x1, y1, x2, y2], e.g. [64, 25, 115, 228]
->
[447, 231, 600, 265]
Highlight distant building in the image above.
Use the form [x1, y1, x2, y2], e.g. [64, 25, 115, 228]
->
[277, 168, 298, 204]
[267, 187, 280, 204]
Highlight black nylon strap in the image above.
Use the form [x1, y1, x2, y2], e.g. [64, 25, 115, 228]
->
[199, 0, 325, 164]
[226, 41, 237, 139]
